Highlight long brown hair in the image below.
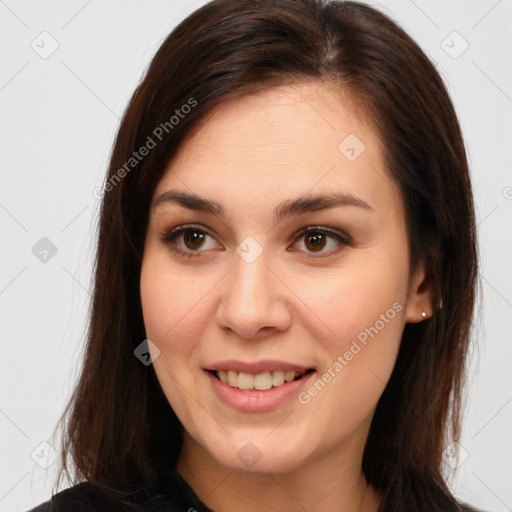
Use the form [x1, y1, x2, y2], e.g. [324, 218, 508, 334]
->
[53, 1, 478, 510]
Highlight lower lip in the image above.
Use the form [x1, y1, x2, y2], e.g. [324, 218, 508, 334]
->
[205, 371, 315, 412]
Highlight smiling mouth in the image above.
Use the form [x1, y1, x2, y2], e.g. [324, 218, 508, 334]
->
[207, 369, 315, 391]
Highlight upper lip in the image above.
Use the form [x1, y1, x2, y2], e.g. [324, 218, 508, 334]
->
[205, 359, 315, 374]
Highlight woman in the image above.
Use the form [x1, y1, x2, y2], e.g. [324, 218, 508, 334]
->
[28, 0, 482, 510]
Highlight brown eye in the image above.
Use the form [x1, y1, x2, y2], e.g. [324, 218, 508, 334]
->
[161, 224, 222, 258]
[304, 232, 327, 252]
[291, 227, 352, 257]
[183, 230, 206, 250]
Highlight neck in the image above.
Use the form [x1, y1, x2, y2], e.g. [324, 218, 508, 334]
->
[176, 431, 381, 512]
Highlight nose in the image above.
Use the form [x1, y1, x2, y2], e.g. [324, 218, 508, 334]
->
[215, 252, 292, 339]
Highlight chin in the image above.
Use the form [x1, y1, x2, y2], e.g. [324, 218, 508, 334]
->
[205, 436, 312, 475]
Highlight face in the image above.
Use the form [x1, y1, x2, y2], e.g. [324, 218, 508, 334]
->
[140, 82, 430, 475]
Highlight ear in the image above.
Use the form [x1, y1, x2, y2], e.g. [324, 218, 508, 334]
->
[405, 257, 434, 323]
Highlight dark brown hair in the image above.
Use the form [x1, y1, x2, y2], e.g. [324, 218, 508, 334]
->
[53, 1, 478, 510]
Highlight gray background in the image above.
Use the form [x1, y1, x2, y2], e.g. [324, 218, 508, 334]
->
[1, 1, 511, 511]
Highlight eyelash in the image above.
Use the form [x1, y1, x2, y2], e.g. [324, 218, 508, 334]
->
[160, 223, 352, 259]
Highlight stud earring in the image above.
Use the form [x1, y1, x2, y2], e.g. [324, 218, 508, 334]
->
[421, 311, 427, 319]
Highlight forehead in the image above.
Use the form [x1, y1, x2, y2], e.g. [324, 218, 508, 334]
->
[154, 83, 401, 218]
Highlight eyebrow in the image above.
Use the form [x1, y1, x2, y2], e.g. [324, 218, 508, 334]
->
[151, 190, 374, 223]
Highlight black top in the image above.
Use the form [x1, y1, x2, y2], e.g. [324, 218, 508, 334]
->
[26, 471, 485, 512]
[26, 471, 212, 512]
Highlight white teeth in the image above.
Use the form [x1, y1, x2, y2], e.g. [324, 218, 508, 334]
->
[254, 371, 272, 390]
[227, 370, 238, 387]
[284, 371, 296, 383]
[215, 369, 309, 391]
[237, 372, 254, 390]
[272, 370, 285, 387]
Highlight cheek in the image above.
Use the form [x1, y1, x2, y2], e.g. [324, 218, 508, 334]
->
[140, 252, 212, 343]
[139, 251, 223, 411]
[291, 253, 408, 426]
[140, 254, 211, 425]
[293, 260, 408, 347]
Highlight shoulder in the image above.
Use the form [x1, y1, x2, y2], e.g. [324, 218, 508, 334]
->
[25, 473, 212, 512]
[25, 482, 487, 512]
[458, 502, 490, 512]
[26, 482, 113, 512]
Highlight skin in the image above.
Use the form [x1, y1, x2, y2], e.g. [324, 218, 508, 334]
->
[140, 82, 433, 512]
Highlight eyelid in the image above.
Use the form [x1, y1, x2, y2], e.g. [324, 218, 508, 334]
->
[291, 225, 352, 245]
[160, 223, 222, 258]
[160, 223, 216, 245]
[287, 225, 352, 259]
[160, 223, 352, 258]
